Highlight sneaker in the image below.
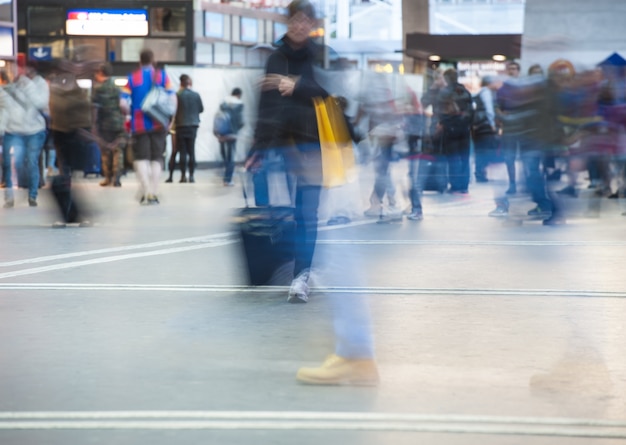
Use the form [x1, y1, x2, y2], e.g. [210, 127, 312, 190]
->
[52, 221, 67, 228]
[543, 216, 566, 226]
[557, 185, 577, 197]
[488, 207, 509, 217]
[505, 186, 517, 195]
[189, 176, 195, 183]
[363, 206, 382, 218]
[28, 198, 37, 207]
[179, 177, 187, 183]
[288, 270, 310, 304]
[78, 220, 93, 228]
[147, 194, 160, 205]
[99, 179, 111, 187]
[527, 206, 551, 218]
[4, 200, 14, 208]
[113, 181, 122, 187]
[406, 210, 423, 221]
[327, 216, 351, 226]
[165, 178, 173, 183]
[296, 354, 379, 386]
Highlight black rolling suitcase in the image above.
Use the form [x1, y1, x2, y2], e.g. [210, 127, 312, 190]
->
[419, 153, 448, 193]
[236, 206, 296, 286]
[235, 170, 295, 286]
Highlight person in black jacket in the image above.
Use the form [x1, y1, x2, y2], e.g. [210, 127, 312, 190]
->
[252, 1, 327, 306]
[250, 0, 378, 386]
[173, 74, 203, 183]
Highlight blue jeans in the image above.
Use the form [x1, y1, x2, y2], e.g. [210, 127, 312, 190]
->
[3, 131, 46, 200]
[520, 138, 551, 211]
[220, 139, 236, 184]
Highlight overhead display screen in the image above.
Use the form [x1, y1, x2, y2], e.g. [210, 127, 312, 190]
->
[66, 9, 149, 36]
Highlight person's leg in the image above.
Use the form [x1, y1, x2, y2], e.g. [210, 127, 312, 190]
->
[502, 134, 517, 193]
[408, 157, 423, 219]
[522, 147, 551, 214]
[132, 133, 151, 202]
[148, 130, 166, 201]
[177, 133, 188, 182]
[2, 133, 17, 205]
[25, 131, 46, 202]
[165, 134, 178, 182]
[224, 140, 236, 185]
[289, 184, 321, 303]
[459, 140, 471, 191]
[188, 129, 198, 182]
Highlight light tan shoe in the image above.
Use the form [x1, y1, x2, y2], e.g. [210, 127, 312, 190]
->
[296, 354, 379, 386]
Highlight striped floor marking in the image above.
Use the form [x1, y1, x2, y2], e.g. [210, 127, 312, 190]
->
[0, 283, 624, 299]
[0, 411, 624, 438]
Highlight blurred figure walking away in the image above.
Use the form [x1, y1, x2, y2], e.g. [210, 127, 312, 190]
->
[92, 63, 126, 187]
[121, 49, 176, 204]
[0, 61, 49, 208]
[174, 74, 204, 183]
[214, 88, 244, 186]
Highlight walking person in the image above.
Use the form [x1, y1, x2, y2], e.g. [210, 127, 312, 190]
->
[121, 49, 176, 204]
[174, 74, 204, 183]
[92, 63, 126, 187]
[251, 0, 378, 385]
[214, 88, 244, 186]
[0, 61, 49, 208]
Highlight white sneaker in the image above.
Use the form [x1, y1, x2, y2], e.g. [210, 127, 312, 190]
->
[288, 270, 310, 304]
[363, 206, 382, 218]
[488, 207, 509, 217]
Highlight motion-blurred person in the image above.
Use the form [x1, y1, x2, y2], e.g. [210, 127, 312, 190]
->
[174, 74, 204, 183]
[473, 76, 499, 184]
[356, 75, 402, 219]
[252, 0, 377, 385]
[121, 49, 176, 204]
[0, 61, 49, 208]
[48, 62, 94, 225]
[92, 63, 126, 187]
[438, 68, 473, 194]
[215, 88, 244, 186]
[496, 61, 523, 195]
[0, 70, 10, 188]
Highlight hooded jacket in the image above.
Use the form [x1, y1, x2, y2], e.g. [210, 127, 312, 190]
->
[0, 74, 49, 136]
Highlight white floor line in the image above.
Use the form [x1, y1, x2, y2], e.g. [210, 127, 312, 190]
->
[0, 241, 235, 280]
[0, 232, 236, 268]
[0, 411, 624, 437]
[0, 283, 624, 299]
[318, 239, 626, 246]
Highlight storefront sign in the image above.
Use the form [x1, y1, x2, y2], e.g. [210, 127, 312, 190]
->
[66, 9, 149, 36]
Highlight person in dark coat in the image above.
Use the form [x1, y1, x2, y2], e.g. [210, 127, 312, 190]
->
[249, 0, 379, 386]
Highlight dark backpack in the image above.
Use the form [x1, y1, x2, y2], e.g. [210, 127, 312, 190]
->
[472, 93, 494, 136]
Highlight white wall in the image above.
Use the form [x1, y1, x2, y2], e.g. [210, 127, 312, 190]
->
[521, 0, 626, 72]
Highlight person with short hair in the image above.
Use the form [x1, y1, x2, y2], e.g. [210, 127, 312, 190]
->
[174, 74, 203, 183]
[214, 87, 243, 186]
[92, 63, 126, 187]
[121, 49, 176, 204]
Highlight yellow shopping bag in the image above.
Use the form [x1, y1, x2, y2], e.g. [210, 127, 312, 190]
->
[313, 96, 355, 188]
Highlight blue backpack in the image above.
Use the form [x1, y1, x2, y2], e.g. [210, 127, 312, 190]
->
[213, 108, 232, 136]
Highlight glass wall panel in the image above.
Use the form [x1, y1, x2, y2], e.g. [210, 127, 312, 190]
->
[28, 6, 64, 36]
[0, 0, 12, 22]
[150, 6, 186, 36]
[112, 37, 186, 63]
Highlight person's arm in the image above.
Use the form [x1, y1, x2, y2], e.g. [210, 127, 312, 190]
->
[480, 88, 496, 129]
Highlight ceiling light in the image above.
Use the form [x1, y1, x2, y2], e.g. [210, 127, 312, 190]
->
[429, 55, 441, 62]
[492, 54, 507, 62]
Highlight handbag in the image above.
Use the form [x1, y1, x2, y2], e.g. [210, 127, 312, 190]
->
[313, 96, 355, 188]
[141, 70, 177, 127]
